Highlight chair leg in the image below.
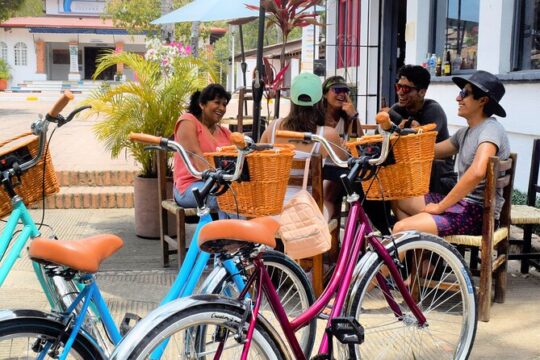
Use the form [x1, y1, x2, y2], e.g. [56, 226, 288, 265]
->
[160, 208, 170, 268]
[479, 243, 493, 322]
[494, 240, 508, 304]
[312, 254, 324, 297]
[470, 247, 479, 271]
[176, 209, 186, 269]
[521, 224, 533, 274]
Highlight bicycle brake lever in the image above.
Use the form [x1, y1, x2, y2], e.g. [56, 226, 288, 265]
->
[143, 145, 164, 152]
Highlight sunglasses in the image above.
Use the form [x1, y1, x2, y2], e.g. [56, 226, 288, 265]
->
[458, 88, 471, 99]
[331, 86, 350, 95]
[395, 83, 418, 94]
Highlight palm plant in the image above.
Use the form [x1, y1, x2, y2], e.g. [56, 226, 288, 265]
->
[84, 50, 216, 177]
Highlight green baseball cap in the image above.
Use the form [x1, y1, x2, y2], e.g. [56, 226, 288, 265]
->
[290, 72, 323, 106]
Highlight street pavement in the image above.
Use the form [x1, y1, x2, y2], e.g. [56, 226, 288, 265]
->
[1, 93, 539, 359]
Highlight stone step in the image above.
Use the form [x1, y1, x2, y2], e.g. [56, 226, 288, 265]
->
[31, 185, 134, 209]
[56, 170, 138, 187]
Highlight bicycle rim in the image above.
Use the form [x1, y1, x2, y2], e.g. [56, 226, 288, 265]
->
[0, 318, 102, 359]
[216, 250, 315, 356]
[130, 303, 284, 359]
[348, 234, 477, 360]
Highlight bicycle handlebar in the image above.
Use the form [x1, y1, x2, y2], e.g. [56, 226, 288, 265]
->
[47, 90, 74, 118]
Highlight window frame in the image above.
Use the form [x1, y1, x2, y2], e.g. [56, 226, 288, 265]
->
[0, 42, 7, 62]
[512, 0, 540, 71]
[14, 42, 28, 66]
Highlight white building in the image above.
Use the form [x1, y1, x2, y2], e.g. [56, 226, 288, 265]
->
[324, 0, 540, 192]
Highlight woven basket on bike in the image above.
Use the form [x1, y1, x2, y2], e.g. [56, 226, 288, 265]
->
[345, 123, 437, 200]
[0, 132, 59, 218]
[205, 144, 295, 217]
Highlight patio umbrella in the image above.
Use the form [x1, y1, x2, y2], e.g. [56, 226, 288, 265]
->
[152, 0, 266, 140]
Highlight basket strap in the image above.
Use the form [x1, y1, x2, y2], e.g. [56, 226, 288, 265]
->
[0, 131, 33, 147]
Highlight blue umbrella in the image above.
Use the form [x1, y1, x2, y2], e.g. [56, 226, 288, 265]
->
[151, 0, 259, 24]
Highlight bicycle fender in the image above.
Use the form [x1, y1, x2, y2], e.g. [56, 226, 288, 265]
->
[110, 294, 293, 360]
[344, 230, 422, 314]
[0, 309, 106, 358]
[198, 264, 228, 295]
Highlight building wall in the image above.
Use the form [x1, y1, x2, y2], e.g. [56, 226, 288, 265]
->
[405, 0, 540, 192]
[0, 28, 46, 85]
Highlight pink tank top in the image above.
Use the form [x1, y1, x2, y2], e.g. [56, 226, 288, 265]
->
[173, 113, 231, 193]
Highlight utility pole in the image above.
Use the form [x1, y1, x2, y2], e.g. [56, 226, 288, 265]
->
[160, 0, 174, 42]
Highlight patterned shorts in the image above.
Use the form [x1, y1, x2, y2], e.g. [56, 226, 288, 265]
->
[424, 193, 485, 237]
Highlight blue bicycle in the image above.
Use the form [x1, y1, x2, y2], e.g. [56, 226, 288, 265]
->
[0, 92, 316, 358]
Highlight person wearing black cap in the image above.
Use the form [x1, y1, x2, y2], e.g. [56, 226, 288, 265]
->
[392, 70, 510, 238]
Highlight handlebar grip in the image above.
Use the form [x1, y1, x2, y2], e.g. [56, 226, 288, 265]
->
[375, 112, 393, 131]
[230, 132, 247, 150]
[48, 90, 74, 118]
[129, 133, 162, 145]
[275, 130, 310, 140]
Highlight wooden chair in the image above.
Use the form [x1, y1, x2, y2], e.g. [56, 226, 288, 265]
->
[287, 153, 340, 296]
[509, 138, 540, 273]
[156, 149, 198, 268]
[444, 154, 517, 322]
[236, 86, 252, 134]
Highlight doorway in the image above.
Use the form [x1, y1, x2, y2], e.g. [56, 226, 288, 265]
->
[84, 47, 115, 80]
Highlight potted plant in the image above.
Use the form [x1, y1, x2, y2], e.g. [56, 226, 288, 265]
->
[84, 39, 216, 238]
[0, 59, 11, 91]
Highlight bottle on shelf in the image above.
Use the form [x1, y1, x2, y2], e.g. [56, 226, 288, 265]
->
[443, 50, 452, 76]
[452, 54, 462, 73]
[428, 53, 437, 76]
[435, 56, 442, 77]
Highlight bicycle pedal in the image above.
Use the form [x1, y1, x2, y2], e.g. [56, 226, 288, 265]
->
[329, 317, 364, 345]
[120, 312, 142, 336]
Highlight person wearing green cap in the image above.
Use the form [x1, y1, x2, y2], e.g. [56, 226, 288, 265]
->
[260, 72, 346, 220]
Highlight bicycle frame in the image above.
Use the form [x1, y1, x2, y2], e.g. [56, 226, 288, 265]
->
[240, 200, 426, 360]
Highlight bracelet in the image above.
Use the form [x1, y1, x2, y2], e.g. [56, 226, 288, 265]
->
[349, 112, 359, 121]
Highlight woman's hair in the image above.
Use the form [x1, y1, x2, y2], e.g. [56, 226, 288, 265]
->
[187, 84, 231, 118]
[319, 75, 349, 126]
[283, 101, 324, 132]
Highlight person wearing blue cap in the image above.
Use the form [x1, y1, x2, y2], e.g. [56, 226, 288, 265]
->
[393, 70, 510, 238]
[260, 72, 346, 220]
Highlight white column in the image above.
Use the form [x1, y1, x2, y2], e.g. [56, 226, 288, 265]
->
[404, 0, 431, 65]
[477, 0, 515, 74]
[68, 42, 81, 81]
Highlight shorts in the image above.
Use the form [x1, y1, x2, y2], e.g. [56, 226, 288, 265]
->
[424, 193, 486, 237]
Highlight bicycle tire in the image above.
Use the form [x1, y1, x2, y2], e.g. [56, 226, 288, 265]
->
[0, 317, 103, 359]
[126, 302, 287, 359]
[211, 250, 316, 357]
[346, 233, 477, 360]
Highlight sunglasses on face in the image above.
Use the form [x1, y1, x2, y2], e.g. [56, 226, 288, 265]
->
[331, 86, 350, 95]
[395, 83, 418, 94]
[458, 88, 471, 99]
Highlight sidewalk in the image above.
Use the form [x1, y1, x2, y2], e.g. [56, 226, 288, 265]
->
[1, 93, 540, 359]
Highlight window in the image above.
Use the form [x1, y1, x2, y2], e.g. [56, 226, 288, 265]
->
[514, 0, 540, 70]
[14, 42, 27, 66]
[337, 0, 360, 68]
[433, 0, 480, 72]
[0, 42, 7, 62]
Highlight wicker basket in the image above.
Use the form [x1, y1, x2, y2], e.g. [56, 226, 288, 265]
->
[0, 132, 60, 218]
[346, 125, 437, 200]
[205, 144, 295, 217]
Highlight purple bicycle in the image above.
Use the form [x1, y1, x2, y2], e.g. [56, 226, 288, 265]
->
[111, 115, 477, 359]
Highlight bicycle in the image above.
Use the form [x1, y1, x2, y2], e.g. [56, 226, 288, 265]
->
[0, 93, 315, 358]
[111, 114, 478, 360]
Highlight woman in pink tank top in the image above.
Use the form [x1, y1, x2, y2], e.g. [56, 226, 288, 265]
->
[173, 84, 232, 213]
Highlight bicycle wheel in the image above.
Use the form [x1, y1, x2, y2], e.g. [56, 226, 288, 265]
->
[127, 303, 286, 359]
[346, 233, 477, 360]
[212, 250, 316, 357]
[0, 317, 103, 359]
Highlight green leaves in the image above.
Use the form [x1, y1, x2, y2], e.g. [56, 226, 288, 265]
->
[83, 50, 216, 177]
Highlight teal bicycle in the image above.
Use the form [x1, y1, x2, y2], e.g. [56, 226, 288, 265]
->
[0, 92, 315, 358]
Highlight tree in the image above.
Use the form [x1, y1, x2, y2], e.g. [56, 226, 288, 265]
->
[0, 0, 43, 22]
[104, 0, 192, 41]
